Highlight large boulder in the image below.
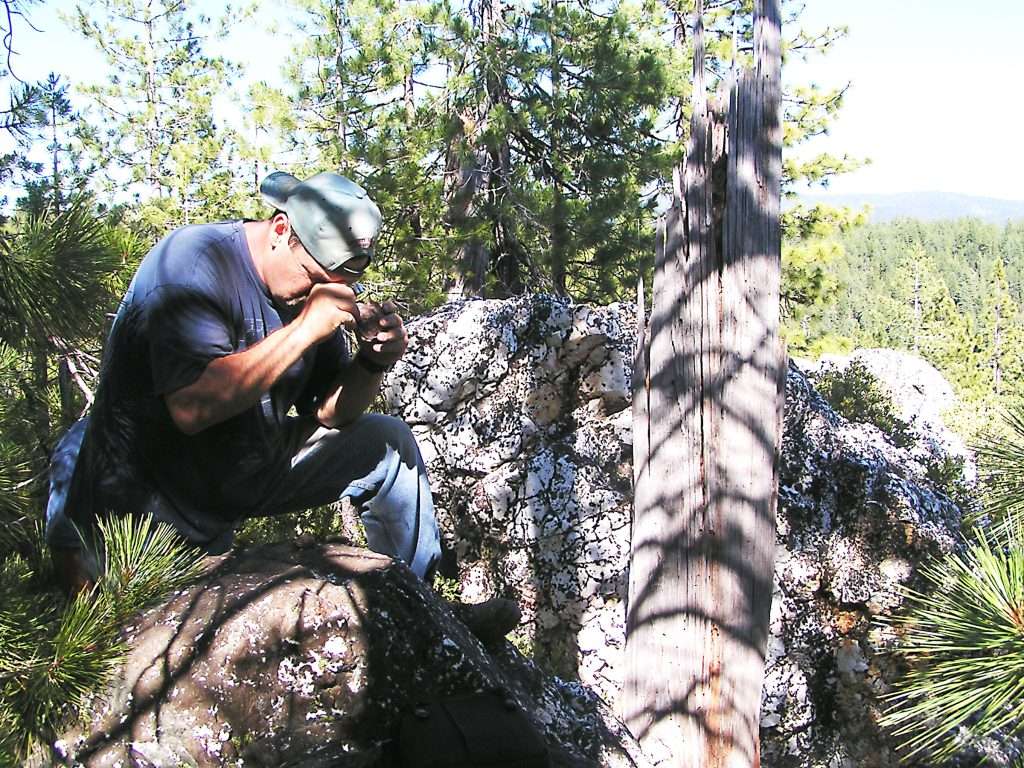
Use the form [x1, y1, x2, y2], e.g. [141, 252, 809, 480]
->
[384, 297, 636, 696]
[801, 348, 974, 481]
[49, 544, 649, 768]
[384, 295, 965, 767]
[767, 362, 960, 768]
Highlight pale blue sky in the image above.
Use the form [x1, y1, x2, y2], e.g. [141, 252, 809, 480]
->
[786, 0, 1024, 200]
[9, 1, 1024, 201]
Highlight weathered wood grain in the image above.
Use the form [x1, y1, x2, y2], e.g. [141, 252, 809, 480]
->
[622, 1, 784, 766]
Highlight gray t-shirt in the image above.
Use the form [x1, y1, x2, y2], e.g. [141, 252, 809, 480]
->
[48, 221, 348, 550]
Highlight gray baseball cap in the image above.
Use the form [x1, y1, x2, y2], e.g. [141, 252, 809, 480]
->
[260, 171, 382, 273]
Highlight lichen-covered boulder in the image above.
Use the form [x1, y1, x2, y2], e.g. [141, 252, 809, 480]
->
[385, 295, 965, 768]
[801, 348, 974, 481]
[383, 296, 636, 695]
[765, 363, 961, 768]
[49, 544, 649, 768]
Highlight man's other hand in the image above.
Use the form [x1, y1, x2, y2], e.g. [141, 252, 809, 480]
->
[299, 283, 360, 344]
[356, 299, 408, 368]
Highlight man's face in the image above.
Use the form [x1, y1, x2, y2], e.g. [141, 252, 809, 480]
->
[267, 216, 369, 306]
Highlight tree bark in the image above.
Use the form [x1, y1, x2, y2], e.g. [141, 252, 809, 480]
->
[549, 0, 568, 295]
[621, 2, 784, 766]
[443, 109, 491, 301]
[444, 0, 521, 299]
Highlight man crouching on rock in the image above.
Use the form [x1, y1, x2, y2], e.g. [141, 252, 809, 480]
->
[46, 171, 519, 644]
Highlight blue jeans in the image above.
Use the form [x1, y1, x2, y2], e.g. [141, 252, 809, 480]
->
[47, 414, 442, 580]
[255, 413, 442, 579]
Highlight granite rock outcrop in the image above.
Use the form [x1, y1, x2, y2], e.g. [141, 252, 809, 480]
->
[385, 295, 965, 767]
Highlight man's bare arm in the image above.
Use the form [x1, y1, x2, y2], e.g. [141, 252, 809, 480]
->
[165, 283, 360, 435]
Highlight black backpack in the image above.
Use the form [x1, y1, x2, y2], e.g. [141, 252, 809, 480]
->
[397, 689, 551, 768]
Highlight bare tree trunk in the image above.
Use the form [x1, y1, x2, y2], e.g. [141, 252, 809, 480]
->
[443, 111, 491, 301]
[621, 2, 784, 767]
[51, 98, 62, 210]
[144, 12, 159, 195]
[331, 1, 350, 169]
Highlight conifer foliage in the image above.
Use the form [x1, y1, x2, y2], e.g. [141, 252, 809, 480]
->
[71, 0, 246, 233]
[881, 521, 1024, 763]
[976, 404, 1024, 533]
[0, 516, 205, 763]
[249, 0, 851, 309]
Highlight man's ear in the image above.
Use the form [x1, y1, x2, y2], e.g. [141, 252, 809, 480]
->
[271, 212, 291, 240]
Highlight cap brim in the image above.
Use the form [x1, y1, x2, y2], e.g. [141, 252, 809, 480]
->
[260, 171, 301, 210]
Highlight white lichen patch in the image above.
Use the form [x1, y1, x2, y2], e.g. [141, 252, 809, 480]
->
[277, 656, 317, 697]
[347, 662, 364, 694]
[323, 635, 348, 658]
[193, 724, 224, 756]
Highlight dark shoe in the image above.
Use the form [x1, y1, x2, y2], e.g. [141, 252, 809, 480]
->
[51, 546, 95, 598]
[446, 597, 522, 645]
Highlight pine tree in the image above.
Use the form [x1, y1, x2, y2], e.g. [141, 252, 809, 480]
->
[70, 0, 245, 233]
[439, 0, 525, 299]
[0, 194, 122, 488]
[17, 73, 96, 213]
[257, 0, 675, 304]
[979, 255, 1023, 398]
[914, 252, 983, 399]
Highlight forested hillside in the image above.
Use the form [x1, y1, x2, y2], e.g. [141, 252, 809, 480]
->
[787, 217, 1024, 420]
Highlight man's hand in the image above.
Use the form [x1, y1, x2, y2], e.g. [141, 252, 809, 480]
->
[297, 283, 361, 344]
[313, 298, 408, 427]
[355, 299, 408, 368]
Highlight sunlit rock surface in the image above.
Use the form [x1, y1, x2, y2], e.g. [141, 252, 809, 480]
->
[385, 295, 965, 768]
[384, 296, 636, 698]
[800, 348, 974, 481]
[49, 544, 648, 768]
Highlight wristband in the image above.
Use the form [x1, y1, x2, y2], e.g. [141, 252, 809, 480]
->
[355, 350, 390, 374]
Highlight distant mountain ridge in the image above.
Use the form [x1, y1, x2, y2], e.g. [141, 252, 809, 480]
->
[793, 191, 1024, 224]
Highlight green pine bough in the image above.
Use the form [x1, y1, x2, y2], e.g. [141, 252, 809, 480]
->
[975, 405, 1024, 533]
[881, 522, 1024, 763]
[0, 514, 205, 764]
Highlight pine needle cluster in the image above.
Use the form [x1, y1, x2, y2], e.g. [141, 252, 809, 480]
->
[882, 405, 1024, 764]
[881, 525, 1024, 762]
[0, 515, 205, 764]
[975, 404, 1024, 532]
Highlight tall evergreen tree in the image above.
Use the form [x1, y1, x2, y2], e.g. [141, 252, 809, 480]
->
[70, 0, 244, 233]
[918, 272, 982, 398]
[16, 73, 96, 213]
[256, 0, 675, 304]
[979, 255, 1023, 398]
